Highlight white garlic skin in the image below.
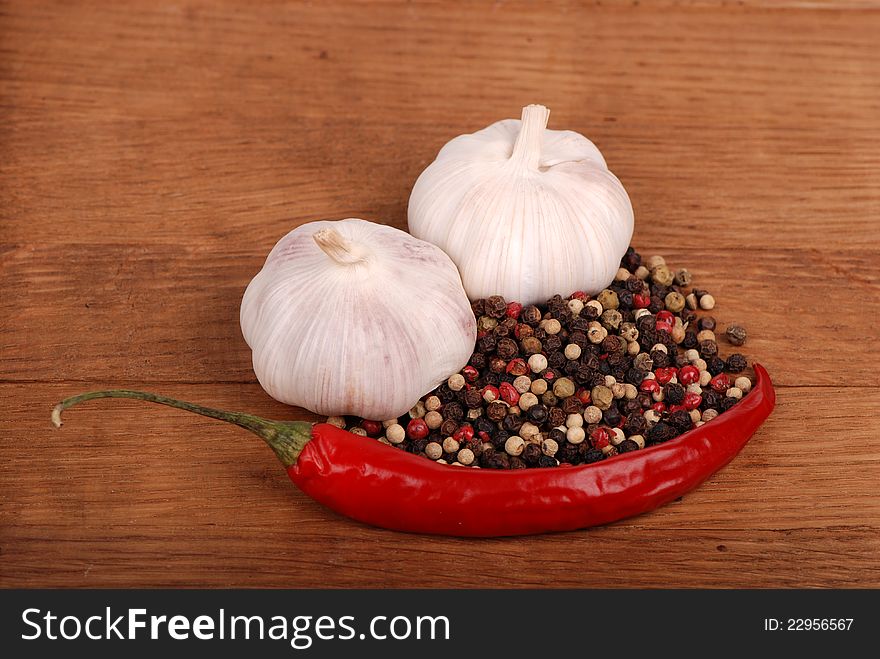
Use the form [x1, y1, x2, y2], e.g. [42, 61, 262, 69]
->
[408, 104, 634, 305]
[241, 219, 476, 420]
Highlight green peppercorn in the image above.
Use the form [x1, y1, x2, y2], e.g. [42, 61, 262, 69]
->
[591, 385, 614, 410]
[651, 264, 674, 286]
[664, 291, 685, 312]
[674, 269, 692, 286]
[595, 289, 619, 310]
[552, 377, 576, 399]
[600, 309, 623, 330]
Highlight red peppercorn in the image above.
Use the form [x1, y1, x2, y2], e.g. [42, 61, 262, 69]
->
[453, 424, 475, 443]
[499, 382, 520, 405]
[710, 373, 731, 393]
[654, 367, 678, 385]
[505, 301, 523, 319]
[667, 404, 687, 413]
[476, 330, 488, 339]
[656, 310, 674, 324]
[683, 392, 702, 410]
[590, 427, 611, 448]
[406, 418, 429, 440]
[482, 385, 500, 403]
[655, 320, 672, 334]
[477, 430, 491, 443]
[543, 369, 557, 381]
[633, 293, 651, 308]
[639, 379, 661, 393]
[679, 365, 699, 385]
[571, 291, 588, 301]
[651, 401, 666, 414]
[506, 358, 529, 376]
[462, 366, 479, 382]
[361, 419, 383, 436]
[575, 387, 592, 405]
[617, 415, 627, 429]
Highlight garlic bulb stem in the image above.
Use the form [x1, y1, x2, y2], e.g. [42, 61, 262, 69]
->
[313, 228, 366, 265]
[510, 104, 550, 169]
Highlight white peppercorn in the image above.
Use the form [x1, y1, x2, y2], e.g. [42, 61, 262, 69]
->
[565, 413, 584, 428]
[530, 379, 548, 396]
[568, 298, 585, 315]
[519, 392, 539, 411]
[528, 353, 548, 373]
[702, 409, 719, 422]
[699, 294, 716, 310]
[447, 373, 466, 391]
[387, 424, 406, 444]
[442, 437, 461, 453]
[623, 383, 638, 400]
[725, 387, 743, 400]
[610, 428, 626, 446]
[424, 395, 442, 412]
[629, 434, 645, 449]
[584, 406, 602, 424]
[424, 410, 443, 429]
[566, 426, 586, 445]
[735, 376, 752, 393]
[457, 448, 475, 465]
[541, 438, 559, 457]
[519, 422, 540, 439]
[564, 343, 582, 360]
[326, 416, 346, 429]
[425, 442, 443, 460]
[513, 375, 532, 393]
[504, 435, 525, 456]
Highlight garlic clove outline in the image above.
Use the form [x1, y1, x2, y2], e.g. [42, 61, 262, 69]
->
[408, 104, 634, 305]
[241, 218, 476, 421]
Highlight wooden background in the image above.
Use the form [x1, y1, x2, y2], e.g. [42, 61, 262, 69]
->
[2, 0, 878, 588]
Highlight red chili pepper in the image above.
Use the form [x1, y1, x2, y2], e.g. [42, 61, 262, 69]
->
[51, 365, 775, 537]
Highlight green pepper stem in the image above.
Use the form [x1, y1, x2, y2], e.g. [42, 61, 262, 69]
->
[51, 389, 311, 467]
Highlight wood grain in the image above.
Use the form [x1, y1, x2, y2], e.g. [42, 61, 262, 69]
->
[1, 0, 879, 588]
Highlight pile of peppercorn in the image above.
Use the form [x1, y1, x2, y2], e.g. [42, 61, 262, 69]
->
[327, 247, 753, 469]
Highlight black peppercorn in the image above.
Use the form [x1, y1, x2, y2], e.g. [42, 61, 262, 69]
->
[486, 401, 508, 422]
[543, 334, 563, 352]
[682, 331, 698, 349]
[602, 407, 621, 427]
[698, 316, 716, 332]
[537, 455, 558, 468]
[471, 299, 486, 317]
[720, 396, 739, 412]
[509, 456, 528, 470]
[461, 388, 481, 409]
[701, 390, 721, 410]
[477, 335, 497, 353]
[474, 417, 495, 435]
[548, 351, 567, 370]
[528, 404, 549, 424]
[496, 337, 519, 360]
[726, 353, 748, 373]
[621, 398, 642, 416]
[469, 352, 487, 369]
[521, 305, 542, 325]
[522, 442, 543, 465]
[548, 427, 567, 444]
[440, 418, 459, 437]
[647, 421, 677, 444]
[706, 356, 726, 376]
[623, 413, 647, 436]
[698, 339, 718, 358]
[444, 402, 464, 421]
[559, 442, 581, 464]
[622, 247, 641, 271]
[665, 383, 685, 405]
[617, 439, 639, 453]
[501, 414, 523, 434]
[668, 410, 693, 433]
[582, 448, 605, 464]
[560, 397, 582, 415]
[485, 295, 507, 318]
[617, 289, 633, 309]
[651, 350, 670, 368]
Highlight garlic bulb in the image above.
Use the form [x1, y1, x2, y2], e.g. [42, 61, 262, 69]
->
[241, 219, 476, 420]
[408, 104, 634, 306]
